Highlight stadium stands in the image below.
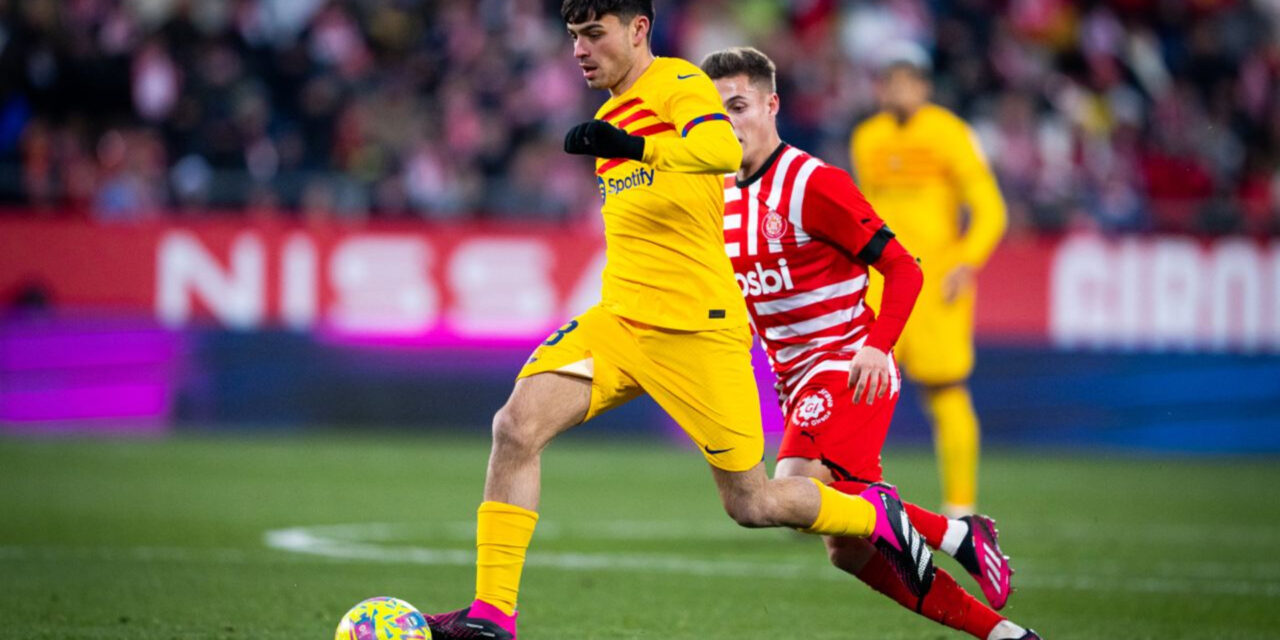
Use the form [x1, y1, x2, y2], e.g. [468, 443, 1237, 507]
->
[0, 0, 1276, 235]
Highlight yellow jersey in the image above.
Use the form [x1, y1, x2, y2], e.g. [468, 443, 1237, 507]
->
[850, 104, 1006, 275]
[591, 56, 746, 330]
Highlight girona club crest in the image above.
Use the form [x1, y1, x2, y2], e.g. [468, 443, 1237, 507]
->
[791, 388, 834, 429]
[762, 209, 788, 241]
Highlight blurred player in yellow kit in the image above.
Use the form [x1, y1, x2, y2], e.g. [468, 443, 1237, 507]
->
[852, 44, 1007, 517]
[424, 4, 935, 638]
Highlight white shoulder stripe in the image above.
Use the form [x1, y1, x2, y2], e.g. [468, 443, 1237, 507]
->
[787, 158, 821, 247]
[765, 148, 803, 211]
[746, 179, 761, 257]
[764, 149, 803, 254]
[753, 275, 867, 316]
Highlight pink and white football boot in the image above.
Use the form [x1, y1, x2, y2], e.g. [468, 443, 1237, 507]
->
[954, 514, 1014, 610]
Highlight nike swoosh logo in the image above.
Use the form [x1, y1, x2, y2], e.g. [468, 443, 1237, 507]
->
[677, 73, 699, 80]
[703, 444, 734, 455]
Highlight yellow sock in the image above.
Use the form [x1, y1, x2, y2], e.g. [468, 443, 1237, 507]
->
[801, 478, 876, 538]
[474, 501, 539, 616]
[926, 385, 980, 513]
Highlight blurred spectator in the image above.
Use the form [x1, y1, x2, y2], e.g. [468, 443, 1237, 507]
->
[92, 128, 165, 222]
[0, 0, 1276, 237]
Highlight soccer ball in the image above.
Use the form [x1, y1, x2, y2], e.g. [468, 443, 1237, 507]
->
[334, 596, 431, 640]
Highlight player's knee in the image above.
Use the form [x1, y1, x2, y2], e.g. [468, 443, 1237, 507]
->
[722, 496, 775, 528]
[724, 502, 769, 528]
[490, 405, 544, 454]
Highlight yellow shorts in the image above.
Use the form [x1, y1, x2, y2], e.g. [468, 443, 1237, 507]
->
[869, 270, 975, 386]
[518, 305, 764, 472]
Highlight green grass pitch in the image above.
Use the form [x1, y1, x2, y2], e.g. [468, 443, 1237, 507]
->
[1, 433, 1278, 639]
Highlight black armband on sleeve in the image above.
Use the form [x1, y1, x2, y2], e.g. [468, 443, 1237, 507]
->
[856, 225, 896, 264]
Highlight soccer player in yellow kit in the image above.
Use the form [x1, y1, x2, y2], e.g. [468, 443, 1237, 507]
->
[425, 3, 934, 638]
[852, 45, 1007, 517]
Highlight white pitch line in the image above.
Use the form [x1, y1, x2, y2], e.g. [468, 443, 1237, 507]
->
[262, 526, 816, 580]
[259, 522, 1280, 599]
[290, 520, 761, 543]
[4, 519, 1278, 601]
[266, 519, 1280, 546]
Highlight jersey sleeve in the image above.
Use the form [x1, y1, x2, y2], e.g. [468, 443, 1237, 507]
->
[862, 238, 922, 352]
[640, 69, 741, 174]
[803, 165, 921, 352]
[800, 165, 893, 263]
[945, 120, 1007, 268]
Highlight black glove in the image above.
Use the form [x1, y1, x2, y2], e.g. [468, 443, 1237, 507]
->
[563, 120, 646, 161]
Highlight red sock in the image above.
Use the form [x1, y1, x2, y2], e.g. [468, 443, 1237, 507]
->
[855, 553, 1003, 639]
[902, 502, 948, 550]
[829, 480, 947, 549]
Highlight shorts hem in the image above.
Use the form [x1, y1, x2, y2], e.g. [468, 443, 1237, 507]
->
[703, 454, 764, 473]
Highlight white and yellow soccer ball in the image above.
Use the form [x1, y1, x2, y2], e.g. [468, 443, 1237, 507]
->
[335, 596, 431, 640]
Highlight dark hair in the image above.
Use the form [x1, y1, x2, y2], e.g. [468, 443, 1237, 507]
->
[560, 0, 655, 26]
[699, 46, 777, 93]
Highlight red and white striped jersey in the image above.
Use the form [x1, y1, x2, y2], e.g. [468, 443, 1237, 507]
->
[723, 143, 892, 405]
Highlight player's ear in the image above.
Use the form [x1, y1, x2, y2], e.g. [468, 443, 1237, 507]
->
[630, 15, 650, 47]
[768, 93, 780, 118]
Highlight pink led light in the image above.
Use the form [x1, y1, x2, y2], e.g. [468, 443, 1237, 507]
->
[1, 314, 182, 430]
[0, 382, 172, 422]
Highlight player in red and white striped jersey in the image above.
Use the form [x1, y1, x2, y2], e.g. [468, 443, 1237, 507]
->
[703, 47, 1037, 640]
[722, 137, 905, 408]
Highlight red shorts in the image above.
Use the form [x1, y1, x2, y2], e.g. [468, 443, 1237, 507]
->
[776, 363, 900, 483]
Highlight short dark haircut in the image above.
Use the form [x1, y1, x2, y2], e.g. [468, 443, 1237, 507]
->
[700, 46, 777, 93]
[560, 0, 655, 26]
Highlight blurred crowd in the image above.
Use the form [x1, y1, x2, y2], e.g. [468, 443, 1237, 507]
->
[2, 0, 1279, 235]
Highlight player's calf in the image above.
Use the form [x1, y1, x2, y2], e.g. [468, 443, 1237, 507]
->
[824, 534, 878, 572]
[714, 466, 813, 529]
[722, 498, 779, 528]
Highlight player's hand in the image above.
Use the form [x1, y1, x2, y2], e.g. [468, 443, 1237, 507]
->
[564, 120, 646, 161]
[942, 264, 975, 304]
[848, 346, 891, 405]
